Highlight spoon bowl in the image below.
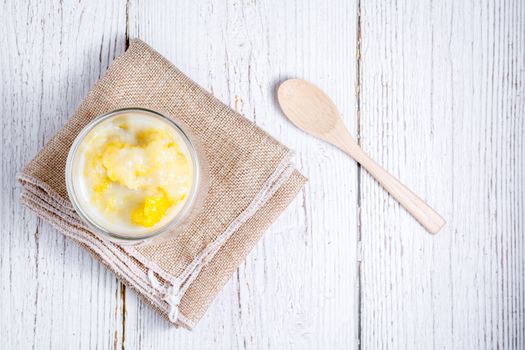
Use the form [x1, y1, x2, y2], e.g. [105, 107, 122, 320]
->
[278, 79, 339, 135]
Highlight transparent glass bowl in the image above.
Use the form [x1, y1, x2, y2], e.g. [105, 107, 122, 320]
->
[65, 108, 207, 245]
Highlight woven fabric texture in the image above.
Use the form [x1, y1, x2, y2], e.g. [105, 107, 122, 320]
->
[18, 39, 306, 328]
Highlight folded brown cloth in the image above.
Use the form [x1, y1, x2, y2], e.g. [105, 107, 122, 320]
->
[18, 39, 306, 329]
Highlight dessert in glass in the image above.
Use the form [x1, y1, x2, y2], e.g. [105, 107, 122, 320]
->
[66, 108, 205, 244]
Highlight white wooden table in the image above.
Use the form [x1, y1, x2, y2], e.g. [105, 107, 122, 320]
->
[1, 1, 524, 349]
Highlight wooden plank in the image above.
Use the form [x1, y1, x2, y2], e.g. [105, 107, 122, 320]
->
[124, 0, 359, 348]
[0, 1, 127, 349]
[359, 0, 525, 348]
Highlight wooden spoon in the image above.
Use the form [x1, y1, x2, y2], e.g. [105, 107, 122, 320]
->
[277, 79, 445, 234]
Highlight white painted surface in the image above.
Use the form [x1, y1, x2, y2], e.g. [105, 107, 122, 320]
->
[0, 0, 523, 349]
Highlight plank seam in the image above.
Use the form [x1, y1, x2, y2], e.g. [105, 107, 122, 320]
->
[355, 0, 363, 349]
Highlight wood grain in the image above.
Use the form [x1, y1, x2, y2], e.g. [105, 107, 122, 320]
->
[0, 1, 127, 349]
[359, 0, 525, 348]
[123, 0, 358, 348]
[1, 0, 523, 349]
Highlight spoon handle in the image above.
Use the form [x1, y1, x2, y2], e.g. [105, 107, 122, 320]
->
[350, 147, 446, 234]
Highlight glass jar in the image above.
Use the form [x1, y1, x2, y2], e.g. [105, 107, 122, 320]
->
[65, 108, 207, 245]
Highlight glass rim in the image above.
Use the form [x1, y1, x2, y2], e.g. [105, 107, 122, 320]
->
[65, 107, 201, 244]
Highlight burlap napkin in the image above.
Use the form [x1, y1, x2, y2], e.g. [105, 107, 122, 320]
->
[17, 39, 306, 329]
